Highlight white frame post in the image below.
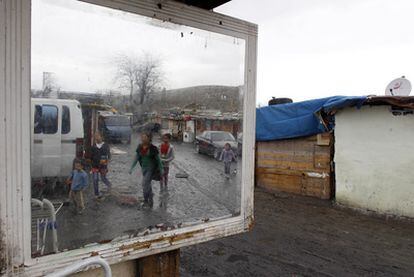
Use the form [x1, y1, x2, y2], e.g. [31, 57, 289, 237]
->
[0, 0, 257, 275]
[0, 0, 32, 274]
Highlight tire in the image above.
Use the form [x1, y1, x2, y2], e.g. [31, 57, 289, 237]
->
[213, 148, 221, 160]
[268, 97, 293, 106]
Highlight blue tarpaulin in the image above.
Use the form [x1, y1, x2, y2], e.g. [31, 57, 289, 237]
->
[256, 96, 366, 141]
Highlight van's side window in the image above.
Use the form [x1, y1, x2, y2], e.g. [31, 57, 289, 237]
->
[62, 106, 71, 134]
[34, 105, 42, 134]
[42, 105, 58, 134]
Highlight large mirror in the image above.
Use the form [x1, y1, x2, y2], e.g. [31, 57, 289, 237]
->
[30, 0, 245, 256]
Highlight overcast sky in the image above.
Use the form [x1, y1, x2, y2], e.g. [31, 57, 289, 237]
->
[216, 0, 414, 104]
[31, 0, 245, 93]
[32, 0, 414, 105]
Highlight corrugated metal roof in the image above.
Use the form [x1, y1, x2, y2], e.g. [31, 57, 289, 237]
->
[174, 0, 231, 10]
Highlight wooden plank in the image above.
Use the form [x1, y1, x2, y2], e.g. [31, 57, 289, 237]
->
[138, 250, 180, 277]
[302, 177, 331, 199]
[255, 133, 333, 200]
[256, 174, 303, 194]
[256, 152, 316, 163]
[257, 152, 330, 165]
[314, 152, 331, 169]
[316, 133, 331, 146]
[256, 160, 322, 171]
[256, 167, 329, 177]
[257, 141, 318, 153]
[257, 172, 331, 198]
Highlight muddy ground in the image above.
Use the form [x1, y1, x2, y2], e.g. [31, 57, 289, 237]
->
[181, 189, 414, 277]
[32, 134, 241, 255]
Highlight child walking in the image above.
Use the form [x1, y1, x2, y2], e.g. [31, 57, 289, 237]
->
[91, 132, 112, 199]
[220, 143, 236, 179]
[129, 132, 163, 208]
[67, 159, 88, 214]
[159, 133, 175, 188]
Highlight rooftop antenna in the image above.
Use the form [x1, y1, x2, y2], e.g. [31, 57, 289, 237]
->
[385, 76, 411, 96]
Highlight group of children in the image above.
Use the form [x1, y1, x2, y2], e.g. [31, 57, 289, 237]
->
[129, 133, 175, 208]
[67, 133, 112, 214]
[68, 131, 236, 212]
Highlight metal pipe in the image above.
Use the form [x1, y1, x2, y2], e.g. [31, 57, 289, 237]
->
[46, 257, 112, 277]
[41, 219, 48, 255]
[42, 198, 58, 253]
[31, 198, 44, 208]
[36, 218, 40, 251]
[32, 199, 45, 253]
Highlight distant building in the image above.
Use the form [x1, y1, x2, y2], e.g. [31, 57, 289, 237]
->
[153, 108, 242, 141]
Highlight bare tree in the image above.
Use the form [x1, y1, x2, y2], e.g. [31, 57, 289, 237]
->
[135, 54, 163, 105]
[114, 53, 163, 109]
[41, 71, 60, 98]
[114, 54, 137, 103]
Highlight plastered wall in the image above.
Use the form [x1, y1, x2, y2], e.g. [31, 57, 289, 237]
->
[335, 105, 414, 218]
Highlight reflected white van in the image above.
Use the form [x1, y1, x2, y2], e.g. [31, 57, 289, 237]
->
[31, 98, 84, 180]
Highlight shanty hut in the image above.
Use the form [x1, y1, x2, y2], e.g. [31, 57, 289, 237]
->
[255, 96, 365, 200]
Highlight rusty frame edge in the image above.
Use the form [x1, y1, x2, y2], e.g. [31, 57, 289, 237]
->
[23, 217, 245, 276]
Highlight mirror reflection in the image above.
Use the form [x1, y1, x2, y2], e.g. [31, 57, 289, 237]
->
[31, 0, 245, 256]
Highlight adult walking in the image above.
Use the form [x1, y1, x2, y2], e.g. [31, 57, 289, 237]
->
[129, 132, 163, 208]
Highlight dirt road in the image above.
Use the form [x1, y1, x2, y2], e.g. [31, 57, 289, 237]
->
[181, 189, 414, 277]
[41, 135, 241, 254]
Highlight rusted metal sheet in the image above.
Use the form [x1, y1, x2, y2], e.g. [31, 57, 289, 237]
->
[256, 133, 333, 200]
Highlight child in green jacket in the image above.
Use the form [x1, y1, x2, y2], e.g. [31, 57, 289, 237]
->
[129, 132, 163, 208]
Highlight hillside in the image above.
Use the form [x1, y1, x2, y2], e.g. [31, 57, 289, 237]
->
[147, 85, 243, 112]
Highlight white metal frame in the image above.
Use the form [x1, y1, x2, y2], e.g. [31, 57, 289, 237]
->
[0, 0, 257, 275]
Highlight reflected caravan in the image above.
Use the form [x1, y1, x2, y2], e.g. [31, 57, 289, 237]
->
[31, 98, 84, 180]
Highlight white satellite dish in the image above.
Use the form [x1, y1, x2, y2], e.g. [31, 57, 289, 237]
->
[385, 76, 412, 96]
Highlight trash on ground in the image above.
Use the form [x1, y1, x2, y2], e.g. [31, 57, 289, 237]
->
[175, 172, 189, 178]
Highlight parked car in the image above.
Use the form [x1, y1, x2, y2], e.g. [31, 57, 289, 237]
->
[195, 131, 237, 160]
[31, 98, 84, 179]
[99, 113, 132, 144]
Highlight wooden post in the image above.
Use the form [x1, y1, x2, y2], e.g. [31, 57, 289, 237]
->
[138, 249, 180, 277]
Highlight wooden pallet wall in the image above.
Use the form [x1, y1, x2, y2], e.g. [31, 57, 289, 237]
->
[256, 133, 333, 199]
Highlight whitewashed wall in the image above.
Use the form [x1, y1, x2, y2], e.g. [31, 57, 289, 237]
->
[335, 105, 414, 218]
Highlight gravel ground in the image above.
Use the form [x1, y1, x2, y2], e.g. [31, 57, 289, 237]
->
[181, 189, 414, 277]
